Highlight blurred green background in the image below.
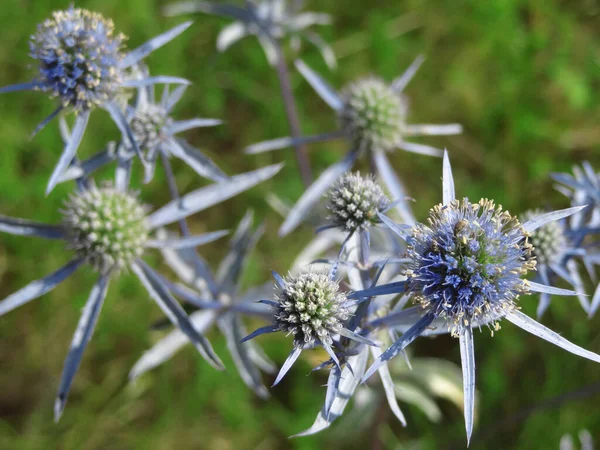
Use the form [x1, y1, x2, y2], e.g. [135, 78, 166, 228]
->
[0, 0, 599, 448]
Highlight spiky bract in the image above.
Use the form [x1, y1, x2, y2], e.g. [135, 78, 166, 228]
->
[521, 209, 568, 265]
[406, 198, 536, 335]
[62, 185, 149, 272]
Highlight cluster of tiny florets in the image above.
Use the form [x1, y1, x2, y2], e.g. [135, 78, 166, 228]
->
[326, 172, 389, 232]
[62, 185, 149, 273]
[406, 198, 536, 336]
[273, 271, 350, 347]
[339, 78, 405, 153]
[130, 104, 167, 154]
[521, 209, 568, 265]
[29, 8, 126, 112]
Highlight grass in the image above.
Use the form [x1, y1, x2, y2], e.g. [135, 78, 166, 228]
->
[0, 0, 599, 448]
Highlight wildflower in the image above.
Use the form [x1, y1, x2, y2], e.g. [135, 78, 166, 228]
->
[245, 56, 462, 236]
[242, 268, 376, 386]
[164, 0, 335, 68]
[520, 209, 588, 317]
[63, 79, 226, 184]
[326, 172, 390, 234]
[129, 212, 277, 399]
[0, 7, 193, 194]
[0, 162, 282, 420]
[349, 151, 600, 445]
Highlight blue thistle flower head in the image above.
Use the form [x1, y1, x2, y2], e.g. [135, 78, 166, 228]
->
[406, 198, 536, 335]
[29, 7, 126, 112]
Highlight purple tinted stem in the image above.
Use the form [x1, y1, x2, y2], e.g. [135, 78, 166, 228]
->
[274, 40, 313, 187]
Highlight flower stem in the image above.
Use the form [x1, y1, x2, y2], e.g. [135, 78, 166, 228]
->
[273, 41, 313, 187]
[161, 151, 191, 237]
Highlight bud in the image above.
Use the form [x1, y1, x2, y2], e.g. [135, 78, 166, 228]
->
[339, 78, 405, 153]
[521, 209, 568, 265]
[273, 271, 350, 347]
[62, 185, 149, 272]
[326, 172, 389, 232]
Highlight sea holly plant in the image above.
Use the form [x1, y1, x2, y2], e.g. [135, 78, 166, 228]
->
[129, 211, 278, 398]
[245, 56, 462, 236]
[0, 162, 282, 420]
[58, 76, 227, 185]
[348, 151, 600, 445]
[163, 0, 335, 68]
[292, 224, 410, 435]
[0, 7, 193, 194]
[241, 268, 379, 387]
[164, 0, 336, 187]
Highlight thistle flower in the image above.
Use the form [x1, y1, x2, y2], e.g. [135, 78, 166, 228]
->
[326, 172, 390, 233]
[0, 6, 193, 194]
[63, 79, 226, 184]
[129, 212, 277, 398]
[242, 268, 376, 386]
[0, 162, 282, 420]
[339, 78, 407, 154]
[349, 151, 600, 445]
[245, 56, 462, 236]
[62, 185, 150, 272]
[164, 0, 335, 68]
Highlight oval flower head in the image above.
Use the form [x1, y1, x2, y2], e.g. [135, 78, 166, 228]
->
[349, 151, 600, 445]
[0, 7, 193, 194]
[164, 0, 335, 68]
[0, 162, 282, 421]
[245, 56, 462, 236]
[242, 269, 377, 386]
[326, 172, 390, 235]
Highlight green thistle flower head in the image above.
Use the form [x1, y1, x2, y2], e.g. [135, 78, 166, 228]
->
[274, 271, 350, 347]
[130, 104, 167, 153]
[326, 172, 390, 232]
[339, 78, 405, 153]
[521, 209, 568, 265]
[62, 185, 149, 272]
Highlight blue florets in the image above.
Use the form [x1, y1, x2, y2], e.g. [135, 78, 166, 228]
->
[406, 198, 536, 335]
[29, 8, 126, 112]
